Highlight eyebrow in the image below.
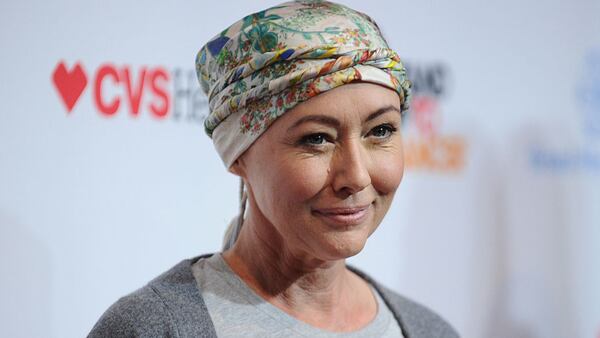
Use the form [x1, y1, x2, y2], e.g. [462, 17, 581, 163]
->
[365, 105, 401, 122]
[287, 105, 401, 132]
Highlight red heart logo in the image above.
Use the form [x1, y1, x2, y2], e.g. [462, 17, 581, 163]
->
[52, 61, 88, 112]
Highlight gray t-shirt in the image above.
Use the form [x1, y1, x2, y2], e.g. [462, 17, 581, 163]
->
[191, 253, 404, 337]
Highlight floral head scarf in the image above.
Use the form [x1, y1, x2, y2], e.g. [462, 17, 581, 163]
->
[196, 0, 411, 168]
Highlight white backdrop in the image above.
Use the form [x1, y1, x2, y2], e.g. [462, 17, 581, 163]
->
[1, 0, 598, 337]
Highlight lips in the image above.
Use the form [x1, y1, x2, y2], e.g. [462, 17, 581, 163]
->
[312, 204, 372, 227]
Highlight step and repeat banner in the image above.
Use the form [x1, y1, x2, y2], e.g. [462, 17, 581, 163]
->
[1, 0, 598, 337]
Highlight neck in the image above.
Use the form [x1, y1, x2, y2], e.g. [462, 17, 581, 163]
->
[224, 212, 348, 307]
[221, 203, 377, 331]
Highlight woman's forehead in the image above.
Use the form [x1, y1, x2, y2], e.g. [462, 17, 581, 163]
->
[282, 83, 401, 123]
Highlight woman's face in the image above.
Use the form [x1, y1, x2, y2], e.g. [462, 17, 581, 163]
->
[233, 82, 404, 261]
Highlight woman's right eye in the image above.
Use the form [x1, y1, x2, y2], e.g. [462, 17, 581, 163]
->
[299, 133, 328, 146]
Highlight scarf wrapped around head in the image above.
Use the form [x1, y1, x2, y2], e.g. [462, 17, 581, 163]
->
[196, 0, 411, 168]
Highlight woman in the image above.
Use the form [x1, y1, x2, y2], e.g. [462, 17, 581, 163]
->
[89, 1, 458, 337]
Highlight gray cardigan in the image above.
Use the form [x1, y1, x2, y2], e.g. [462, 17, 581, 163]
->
[88, 254, 459, 338]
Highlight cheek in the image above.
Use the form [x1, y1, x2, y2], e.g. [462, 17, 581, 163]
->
[371, 148, 404, 194]
[253, 152, 330, 216]
[277, 155, 330, 205]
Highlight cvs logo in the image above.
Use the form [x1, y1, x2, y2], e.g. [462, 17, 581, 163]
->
[52, 60, 168, 118]
[51, 60, 205, 122]
[92, 63, 169, 117]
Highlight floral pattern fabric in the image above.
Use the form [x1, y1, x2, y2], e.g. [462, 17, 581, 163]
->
[196, 0, 411, 167]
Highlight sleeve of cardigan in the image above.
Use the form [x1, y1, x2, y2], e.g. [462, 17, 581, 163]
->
[87, 285, 179, 338]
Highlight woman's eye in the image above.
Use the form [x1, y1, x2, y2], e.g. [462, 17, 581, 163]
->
[300, 133, 328, 146]
[368, 124, 397, 139]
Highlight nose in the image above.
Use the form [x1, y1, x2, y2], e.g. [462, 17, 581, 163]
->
[330, 139, 371, 196]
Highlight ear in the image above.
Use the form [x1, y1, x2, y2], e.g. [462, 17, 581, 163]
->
[228, 156, 247, 179]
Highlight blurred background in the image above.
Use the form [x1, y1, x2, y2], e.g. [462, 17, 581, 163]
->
[1, 0, 598, 337]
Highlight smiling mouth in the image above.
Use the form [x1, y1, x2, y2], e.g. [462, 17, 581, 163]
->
[312, 204, 372, 227]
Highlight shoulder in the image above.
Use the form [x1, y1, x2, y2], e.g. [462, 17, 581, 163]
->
[348, 265, 460, 338]
[88, 255, 217, 338]
[375, 283, 460, 338]
[88, 284, 176, 337]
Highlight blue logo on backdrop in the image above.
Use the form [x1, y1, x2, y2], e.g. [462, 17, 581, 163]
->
[530, 48, 600, 173]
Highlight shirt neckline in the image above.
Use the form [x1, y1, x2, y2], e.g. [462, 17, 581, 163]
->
[201, 252, 393, 337]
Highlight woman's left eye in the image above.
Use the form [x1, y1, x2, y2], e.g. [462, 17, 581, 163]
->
[367, 124, 397, 139]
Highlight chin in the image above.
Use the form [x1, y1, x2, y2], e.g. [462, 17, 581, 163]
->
[317, 230, 370, 261]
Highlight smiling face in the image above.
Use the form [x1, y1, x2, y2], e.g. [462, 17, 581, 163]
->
[232, 82, 404, 262]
